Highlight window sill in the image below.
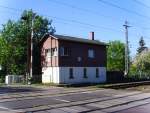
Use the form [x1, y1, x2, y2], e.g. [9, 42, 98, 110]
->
[69, 77, 74, 79]
[88, 57, 95, 59]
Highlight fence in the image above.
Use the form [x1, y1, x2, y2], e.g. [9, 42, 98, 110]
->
[5, 75, 24, 84]
[107, 71, 125, 83]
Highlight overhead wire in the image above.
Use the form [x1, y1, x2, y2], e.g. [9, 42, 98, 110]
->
[47, 0, 150, 31]
[98, 0, 150, 20]
[47, 0, 124, 22]
[132, 0, 150, 9]
[0, 4, 123, 33]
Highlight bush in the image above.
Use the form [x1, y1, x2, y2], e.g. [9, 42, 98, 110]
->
[0, 76, 5, 83]
[0, 70, 6, 83]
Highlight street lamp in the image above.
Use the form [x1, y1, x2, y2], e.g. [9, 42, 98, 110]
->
[21, 11, 36, 84]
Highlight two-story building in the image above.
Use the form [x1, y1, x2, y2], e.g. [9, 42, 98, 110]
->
[40, 32, 107, 84]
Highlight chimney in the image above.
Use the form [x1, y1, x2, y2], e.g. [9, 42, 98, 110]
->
[89, 32, 94, 40]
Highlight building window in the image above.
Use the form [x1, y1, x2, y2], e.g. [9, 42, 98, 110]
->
[88, 49, 95, 58]
[69, 68, 74, 79]
[45, 48, 57, 57]
[83, 68, 87, 78]
[96, 68, 99, 78]
[60, 47, 71, 56]
[77, 57, 82, 62]
[45, 49, 51, 64]
[51, 47, 57, 56]
[45, 49, 51, 57]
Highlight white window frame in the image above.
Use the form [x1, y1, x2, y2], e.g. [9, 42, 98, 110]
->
[45, 49, 51, 63]
[52, 47, 58, 56]
[45, 49, 51, 58]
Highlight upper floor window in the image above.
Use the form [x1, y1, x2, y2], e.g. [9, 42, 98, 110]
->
[45, 49, 51, 63]
[88, 49, 95, 58]
[45, 47, 58, 57]
[60, 47, 71, 56]
[51, 47, 57, 56]
[45, 49, 51, 57]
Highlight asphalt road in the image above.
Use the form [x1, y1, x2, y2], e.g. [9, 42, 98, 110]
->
[0, 86, 150, 113]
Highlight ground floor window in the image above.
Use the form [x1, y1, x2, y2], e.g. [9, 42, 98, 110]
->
[69, 68, 74, 79]
[83, 68, 87, 78]
[96, 68, 99, 78]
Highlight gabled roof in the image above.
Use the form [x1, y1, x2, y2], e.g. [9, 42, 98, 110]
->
[40, 33, 107, 46]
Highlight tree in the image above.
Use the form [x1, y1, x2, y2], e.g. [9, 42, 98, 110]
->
[1, 20, 27, 74]
[132, 50, 150, 78]
[0, 10, 55, 77]
[20, 10, 55, 77]
[107, 41, 125, 71]
[137, 36, 147, 54]
[0, 36, 10, 71]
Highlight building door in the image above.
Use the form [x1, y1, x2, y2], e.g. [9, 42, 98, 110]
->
[50, 74, 53, 83]
[50, 68, 53, 83]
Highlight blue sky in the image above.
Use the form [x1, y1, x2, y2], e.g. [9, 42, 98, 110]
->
[0, 0, 150, 57]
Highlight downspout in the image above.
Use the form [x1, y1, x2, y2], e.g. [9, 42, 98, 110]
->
[51, 37, 53, 83]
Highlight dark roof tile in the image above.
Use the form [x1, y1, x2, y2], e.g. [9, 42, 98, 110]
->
[52, 34, 107, 46]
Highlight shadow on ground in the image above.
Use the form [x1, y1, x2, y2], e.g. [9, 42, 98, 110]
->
[0, 86, 43, 94]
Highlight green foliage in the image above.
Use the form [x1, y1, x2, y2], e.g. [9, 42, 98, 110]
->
[129, 64, 136, 75]
[131, 50, 150, 79]
[107, 40, 125, 71]
[0, 10, 55, 75]
[129, 37, 148, 79]
[137, 36, 147, 54]
[0, 77, 4, 83]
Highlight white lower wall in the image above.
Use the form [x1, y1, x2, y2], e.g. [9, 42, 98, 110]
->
[42, 67, 106, 84]
[42, 67, 59, 84]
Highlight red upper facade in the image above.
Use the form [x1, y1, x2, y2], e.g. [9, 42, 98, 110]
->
[40, 33, 107, 68]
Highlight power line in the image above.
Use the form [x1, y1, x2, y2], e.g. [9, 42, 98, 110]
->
[132, 0, 150, 9]
[4, 11, 122, 33]
[47, 0, 124, 22]
[47, 0, 150, 30]
[53, 20, 124, 37]
[98, 0, 150, 20]
[0, 0, 148, 32]
[0, 5, 23, 12]
[48, 0, 141, 33]
[0, 4, 123, 33]
[43, 14, 123, 33]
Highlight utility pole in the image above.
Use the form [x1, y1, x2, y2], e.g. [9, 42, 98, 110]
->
[21, 10, 36, 84]
[123, 21, 130, 76]
[30, 12, 36, 80]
